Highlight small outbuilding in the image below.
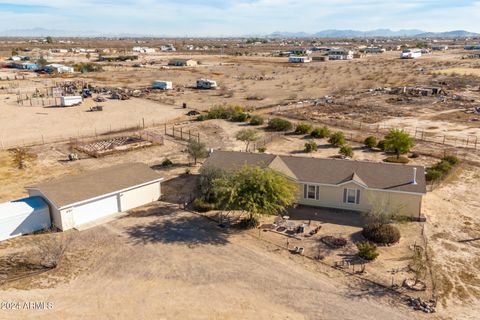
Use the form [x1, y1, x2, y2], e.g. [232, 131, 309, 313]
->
[60, 96, 83, 107]
[27, 163, 163, 230]
[152, 80, 173, 90]
[0, 197, 51, 241]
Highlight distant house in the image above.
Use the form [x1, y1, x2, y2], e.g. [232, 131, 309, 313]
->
[202, 151, 427, 220]
[400, 49, 422, 59]
[432, 45, 448, 51]
[328, 49, 354, 60]
[288, 56, 312, 63]
[9, 62, 38, 70]
[362, 47, 385, 54]
[161, 44, 176, 52]
[45, 64, 74, 73]
[50, 49, 68, 53]
[464, 45, 480, 50]
[133, 46, 156, 53]
[290, 48, 312, 56]
[152, 80, 173, 90]
[168, 59, 198, 67]
[196, 79, 217, 89]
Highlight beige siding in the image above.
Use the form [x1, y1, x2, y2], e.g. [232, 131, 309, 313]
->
[297, 182, 423, 218]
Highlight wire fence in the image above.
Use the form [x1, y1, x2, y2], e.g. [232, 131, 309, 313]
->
[0, 119, 200, 150]
[273, 105, 480, 150]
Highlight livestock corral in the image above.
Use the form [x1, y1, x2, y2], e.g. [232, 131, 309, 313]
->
[0, 38, 479, 319]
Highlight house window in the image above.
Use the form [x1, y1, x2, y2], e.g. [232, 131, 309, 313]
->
[344, 188, 360, 204]
[304, 184, 319, 200]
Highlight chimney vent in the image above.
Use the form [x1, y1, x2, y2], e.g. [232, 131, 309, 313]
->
[412, 167, 417, 185]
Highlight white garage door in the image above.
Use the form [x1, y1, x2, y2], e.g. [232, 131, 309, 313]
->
[72, 195, 119, 227]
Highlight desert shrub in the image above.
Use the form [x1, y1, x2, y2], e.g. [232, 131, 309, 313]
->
[161, 158, 173, 167]
[357, 241, 379, 261]
[311, 126, 331, 138]
[193, 198, 216, 212]
[196, 114, 208, 121]
[231, 112, 249, 122]
[362, 223, 401, 245]
[377, 139, 386, 151]
[328, 131, 346, 147]
[294, 123, 313, 135]
[425, 169, 442, 182]
[268, 118, 293, 131]
[257, 146, 267, 153]
[339, 145, 353, 158]
[384, 156, 409, 164]
[304, 141, 317, 153]
[364, 136, 378, 148]
[426, 157, 459, 182]
[207, 106, 231, 119]
[441, 155, 459, 166]
[74, 62, 103, 73]
[249, 115, 264, 126]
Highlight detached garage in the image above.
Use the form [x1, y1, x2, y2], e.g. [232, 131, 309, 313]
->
[27, 163, 163, 231]
[0, 197, 51, 241]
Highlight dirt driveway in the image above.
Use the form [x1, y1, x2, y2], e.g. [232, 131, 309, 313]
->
[0, 204, 422, 320]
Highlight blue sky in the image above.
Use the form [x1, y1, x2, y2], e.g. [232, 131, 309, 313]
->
[0, 0, 479, 36]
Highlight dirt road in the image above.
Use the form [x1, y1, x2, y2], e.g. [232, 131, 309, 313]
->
[0, 208, 420, 320]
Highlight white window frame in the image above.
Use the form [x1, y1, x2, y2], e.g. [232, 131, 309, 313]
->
[346, 188, 357, 204]
[304, 184, 320, 200]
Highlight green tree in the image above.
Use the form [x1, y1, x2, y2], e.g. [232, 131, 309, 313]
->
[213, 166, 298, 226]
[304, 141, 317, 153]
[383, 129, 415, 159]
[86, 52, 91, 60]
[186, 140, 208, 165]
[311, 126, 331, 138]
[235, 128, 259, 152]
[294, 123, 312, 135]
[364, 136, 377, 149]
[328, 131, 346, 147]
[46, 36, 53, 44]
[339, 145, 353, 158]
[267, 118, 293, 131]
[249, 115, 264, 126]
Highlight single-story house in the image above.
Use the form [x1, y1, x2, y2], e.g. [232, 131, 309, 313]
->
[202, 151, 427, 220]
[26, 163, 163, 230]
[168, 59, 198, 67]
[45, 64, 74, 74]
[328, 49, 354, 60]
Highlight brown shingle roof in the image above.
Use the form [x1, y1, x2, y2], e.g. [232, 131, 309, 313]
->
[27, 163, 162, 208]
[203, 151, 426, 194]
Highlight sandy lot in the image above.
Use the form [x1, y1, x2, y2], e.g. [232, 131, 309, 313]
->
[0, 96, 186, 148]
[0, 206, 423, 320]
[423, 167, 480, 320]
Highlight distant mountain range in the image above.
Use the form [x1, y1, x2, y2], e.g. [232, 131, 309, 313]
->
[268, 29, 480, 38]
[0, 27, 151, 38]
[0, 27, 478, 38]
